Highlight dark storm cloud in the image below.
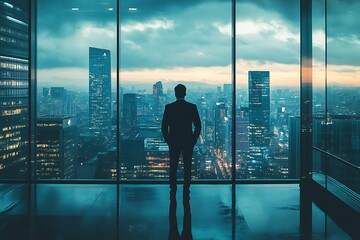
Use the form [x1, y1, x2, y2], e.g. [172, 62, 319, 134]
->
[237, 0, 300, 26]
[38, 0, 117, 37]
[120, 1, 232, 69]
[37, 0, 360, 70]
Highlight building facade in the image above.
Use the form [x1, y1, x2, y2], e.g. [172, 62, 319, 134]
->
[36, 116, 78, 179]
[89, 47, 111, 138]
[0, 0, 29, 178]
[248, 71, 270, 177]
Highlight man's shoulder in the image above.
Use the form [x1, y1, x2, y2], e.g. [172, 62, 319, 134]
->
[166, 100, 197, 109]
[186, 101, 197, 109]
[165, 102, 177, 108]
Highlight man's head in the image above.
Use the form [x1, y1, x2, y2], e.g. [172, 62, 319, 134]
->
[175, 84, 186, 99]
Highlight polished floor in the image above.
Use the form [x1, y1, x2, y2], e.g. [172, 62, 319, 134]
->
[0, 184, 352, 239]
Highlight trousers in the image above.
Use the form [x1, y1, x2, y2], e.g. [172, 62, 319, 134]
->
[169, 143, 194, 194]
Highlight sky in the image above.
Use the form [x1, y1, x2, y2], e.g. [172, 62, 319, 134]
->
[37, 0, 360, 90]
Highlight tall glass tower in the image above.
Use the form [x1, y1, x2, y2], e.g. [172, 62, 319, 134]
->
[89, 47, 111, 139]
[248, 71, 270, 177]
[152, 81, 164, 117]
[123, 93, 137, 137]
[0, 0, 29, 178]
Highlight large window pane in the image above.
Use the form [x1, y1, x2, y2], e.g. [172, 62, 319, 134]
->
[37, 1, 117, 179]
[119, 0, 232, 179]
[236, 0, 300, 179]
[312, 0, 360, 195]
[326, 0, 360, 167]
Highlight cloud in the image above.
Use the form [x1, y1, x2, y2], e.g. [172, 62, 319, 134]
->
[36, 0, 360, 87]
[214, 19, 299, 42]
[121, 18, 174, 32]
[38, 22, 116, 69]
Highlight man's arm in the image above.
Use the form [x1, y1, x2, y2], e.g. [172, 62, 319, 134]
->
[192, 105, 201, 143]
[161, 105, 170, 143]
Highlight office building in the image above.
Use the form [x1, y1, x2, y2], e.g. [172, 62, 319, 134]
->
[248, 71, 270, 177]
[236, 107, 249, 153]
[215, 101, 227, 158]
[36, 116, 78, 179]
[122, 93, 138, 137]
[153, 81, 165, 117]
[0, 0, 29, 178]
[89, 47, 111, 138]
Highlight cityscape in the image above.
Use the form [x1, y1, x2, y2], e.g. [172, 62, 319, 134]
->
[0, 1, 359, 239]
[32, 47, 359, 180]
[0, 0, 359, 181]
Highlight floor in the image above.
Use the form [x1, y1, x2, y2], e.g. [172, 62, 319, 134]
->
[0, 184, 352, 239]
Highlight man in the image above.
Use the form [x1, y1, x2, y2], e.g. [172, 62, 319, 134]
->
[162, 84, 201, 200]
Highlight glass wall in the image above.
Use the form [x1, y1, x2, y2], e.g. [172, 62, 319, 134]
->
[36, 0, 117, 179]
[119, 0, 232, 180]
[312, 0, 360, 195]
[326, 0, 360, 167]
[1, 0, 308, 182]
[236, 0, 300, 179]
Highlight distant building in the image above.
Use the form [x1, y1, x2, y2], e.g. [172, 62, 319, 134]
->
[89, 47, 111, 138]
[215, 101, 229, 158]
[50, 87, 66, 99]
[123, 93, 138, 137]
[39, 87, 75, 116]
[236, 107, 249, 153]
[153, 81, 165, 117]
[153, 81, 163, 97]
[0, 1, 29, 178]
[289, 116, 300, 178]
[223, 84, 232, 99]
[36, 116, 78, 179]
[248, 71, 270, 177]
[95, 148, 117, 179]
[120, 138, 146, 179]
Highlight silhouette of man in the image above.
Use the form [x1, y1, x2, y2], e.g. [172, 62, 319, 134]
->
[162, 84, 201, 201]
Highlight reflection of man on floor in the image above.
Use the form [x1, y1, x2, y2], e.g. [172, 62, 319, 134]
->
[162, 84, 201, 200]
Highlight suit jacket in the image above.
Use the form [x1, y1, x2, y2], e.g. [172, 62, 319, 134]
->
[162, 99, 201, 146]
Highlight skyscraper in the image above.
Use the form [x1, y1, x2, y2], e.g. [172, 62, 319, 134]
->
[153, 81, 164, 117]
[39, 87, 74, 116]
[153, 81, 163, 97]
[89, 47, 111, 138]
[289, 116, 300, 178]
[123, 93, 137, 137]
[236, 107, 249, 153]
[248, 71, 270, 177]
[36, 116, 78, 179]
[215, 101, 228, 157]
[0, 1, 29, 178]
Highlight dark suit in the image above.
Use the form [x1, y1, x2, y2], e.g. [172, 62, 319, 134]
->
[162, 99, 201, 195]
